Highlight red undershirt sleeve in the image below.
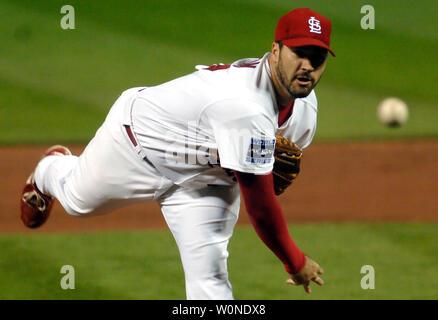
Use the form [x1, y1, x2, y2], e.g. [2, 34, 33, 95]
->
[233, 170, 306, 274]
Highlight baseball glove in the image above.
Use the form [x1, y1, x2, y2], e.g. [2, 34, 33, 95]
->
[273, 135, 302, 195]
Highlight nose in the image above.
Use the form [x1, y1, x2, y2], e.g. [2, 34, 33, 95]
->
[300, 57, 314, 72]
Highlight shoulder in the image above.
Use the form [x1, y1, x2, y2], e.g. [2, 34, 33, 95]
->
[194, 54, 268, 90]
[203, 98, 274, 122]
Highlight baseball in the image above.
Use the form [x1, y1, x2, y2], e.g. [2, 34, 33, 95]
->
[377, 97, 409, 127]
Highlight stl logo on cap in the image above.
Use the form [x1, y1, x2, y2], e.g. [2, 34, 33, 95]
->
[308, 16, 322, 34]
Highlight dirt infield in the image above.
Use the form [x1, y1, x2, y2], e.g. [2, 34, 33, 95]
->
[1, 140, 437, 234]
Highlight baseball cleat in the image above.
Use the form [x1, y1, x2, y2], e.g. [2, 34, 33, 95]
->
[20, 145, 72, 228]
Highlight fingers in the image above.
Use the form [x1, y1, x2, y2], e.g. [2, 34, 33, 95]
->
[305, 275, 324, 294]
[313, 276, 324, 286]
[286, 274, 324, 295]
[303, 281, 311, 294]
[287, 277, 311, 294]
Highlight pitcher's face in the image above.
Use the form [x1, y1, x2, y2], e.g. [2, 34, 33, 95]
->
[272, 43, 328, 99]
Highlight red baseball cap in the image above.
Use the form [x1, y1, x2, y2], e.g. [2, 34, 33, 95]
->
[275, 8, 335, 56]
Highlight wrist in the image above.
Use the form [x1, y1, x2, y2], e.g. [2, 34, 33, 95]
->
[285, 251, 306, 274]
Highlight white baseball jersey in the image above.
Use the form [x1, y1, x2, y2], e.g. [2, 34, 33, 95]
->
[34, 52, 318, 300]
[120, 52, 317, 188]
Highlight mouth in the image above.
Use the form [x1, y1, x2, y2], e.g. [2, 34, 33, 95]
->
[295, 76, 313, 86]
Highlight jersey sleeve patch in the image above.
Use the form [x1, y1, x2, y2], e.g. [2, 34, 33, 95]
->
[245, 137, 276, 164]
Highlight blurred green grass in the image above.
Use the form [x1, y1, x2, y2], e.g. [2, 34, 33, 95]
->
[1, 223, 437, 299]
[0, 0, 437, 144]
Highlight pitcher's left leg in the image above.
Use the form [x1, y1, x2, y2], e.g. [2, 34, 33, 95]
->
[159, 184, 241, 300]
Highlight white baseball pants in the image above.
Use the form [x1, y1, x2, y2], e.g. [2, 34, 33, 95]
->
[33, 90, 241, 299]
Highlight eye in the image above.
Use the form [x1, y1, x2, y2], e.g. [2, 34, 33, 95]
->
[291, 46, 327, 69]
[293, 49, 306, 58]
[310, 53, 327, 68]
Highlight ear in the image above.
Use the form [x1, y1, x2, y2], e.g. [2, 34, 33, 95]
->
[271, 42, 280, 63]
